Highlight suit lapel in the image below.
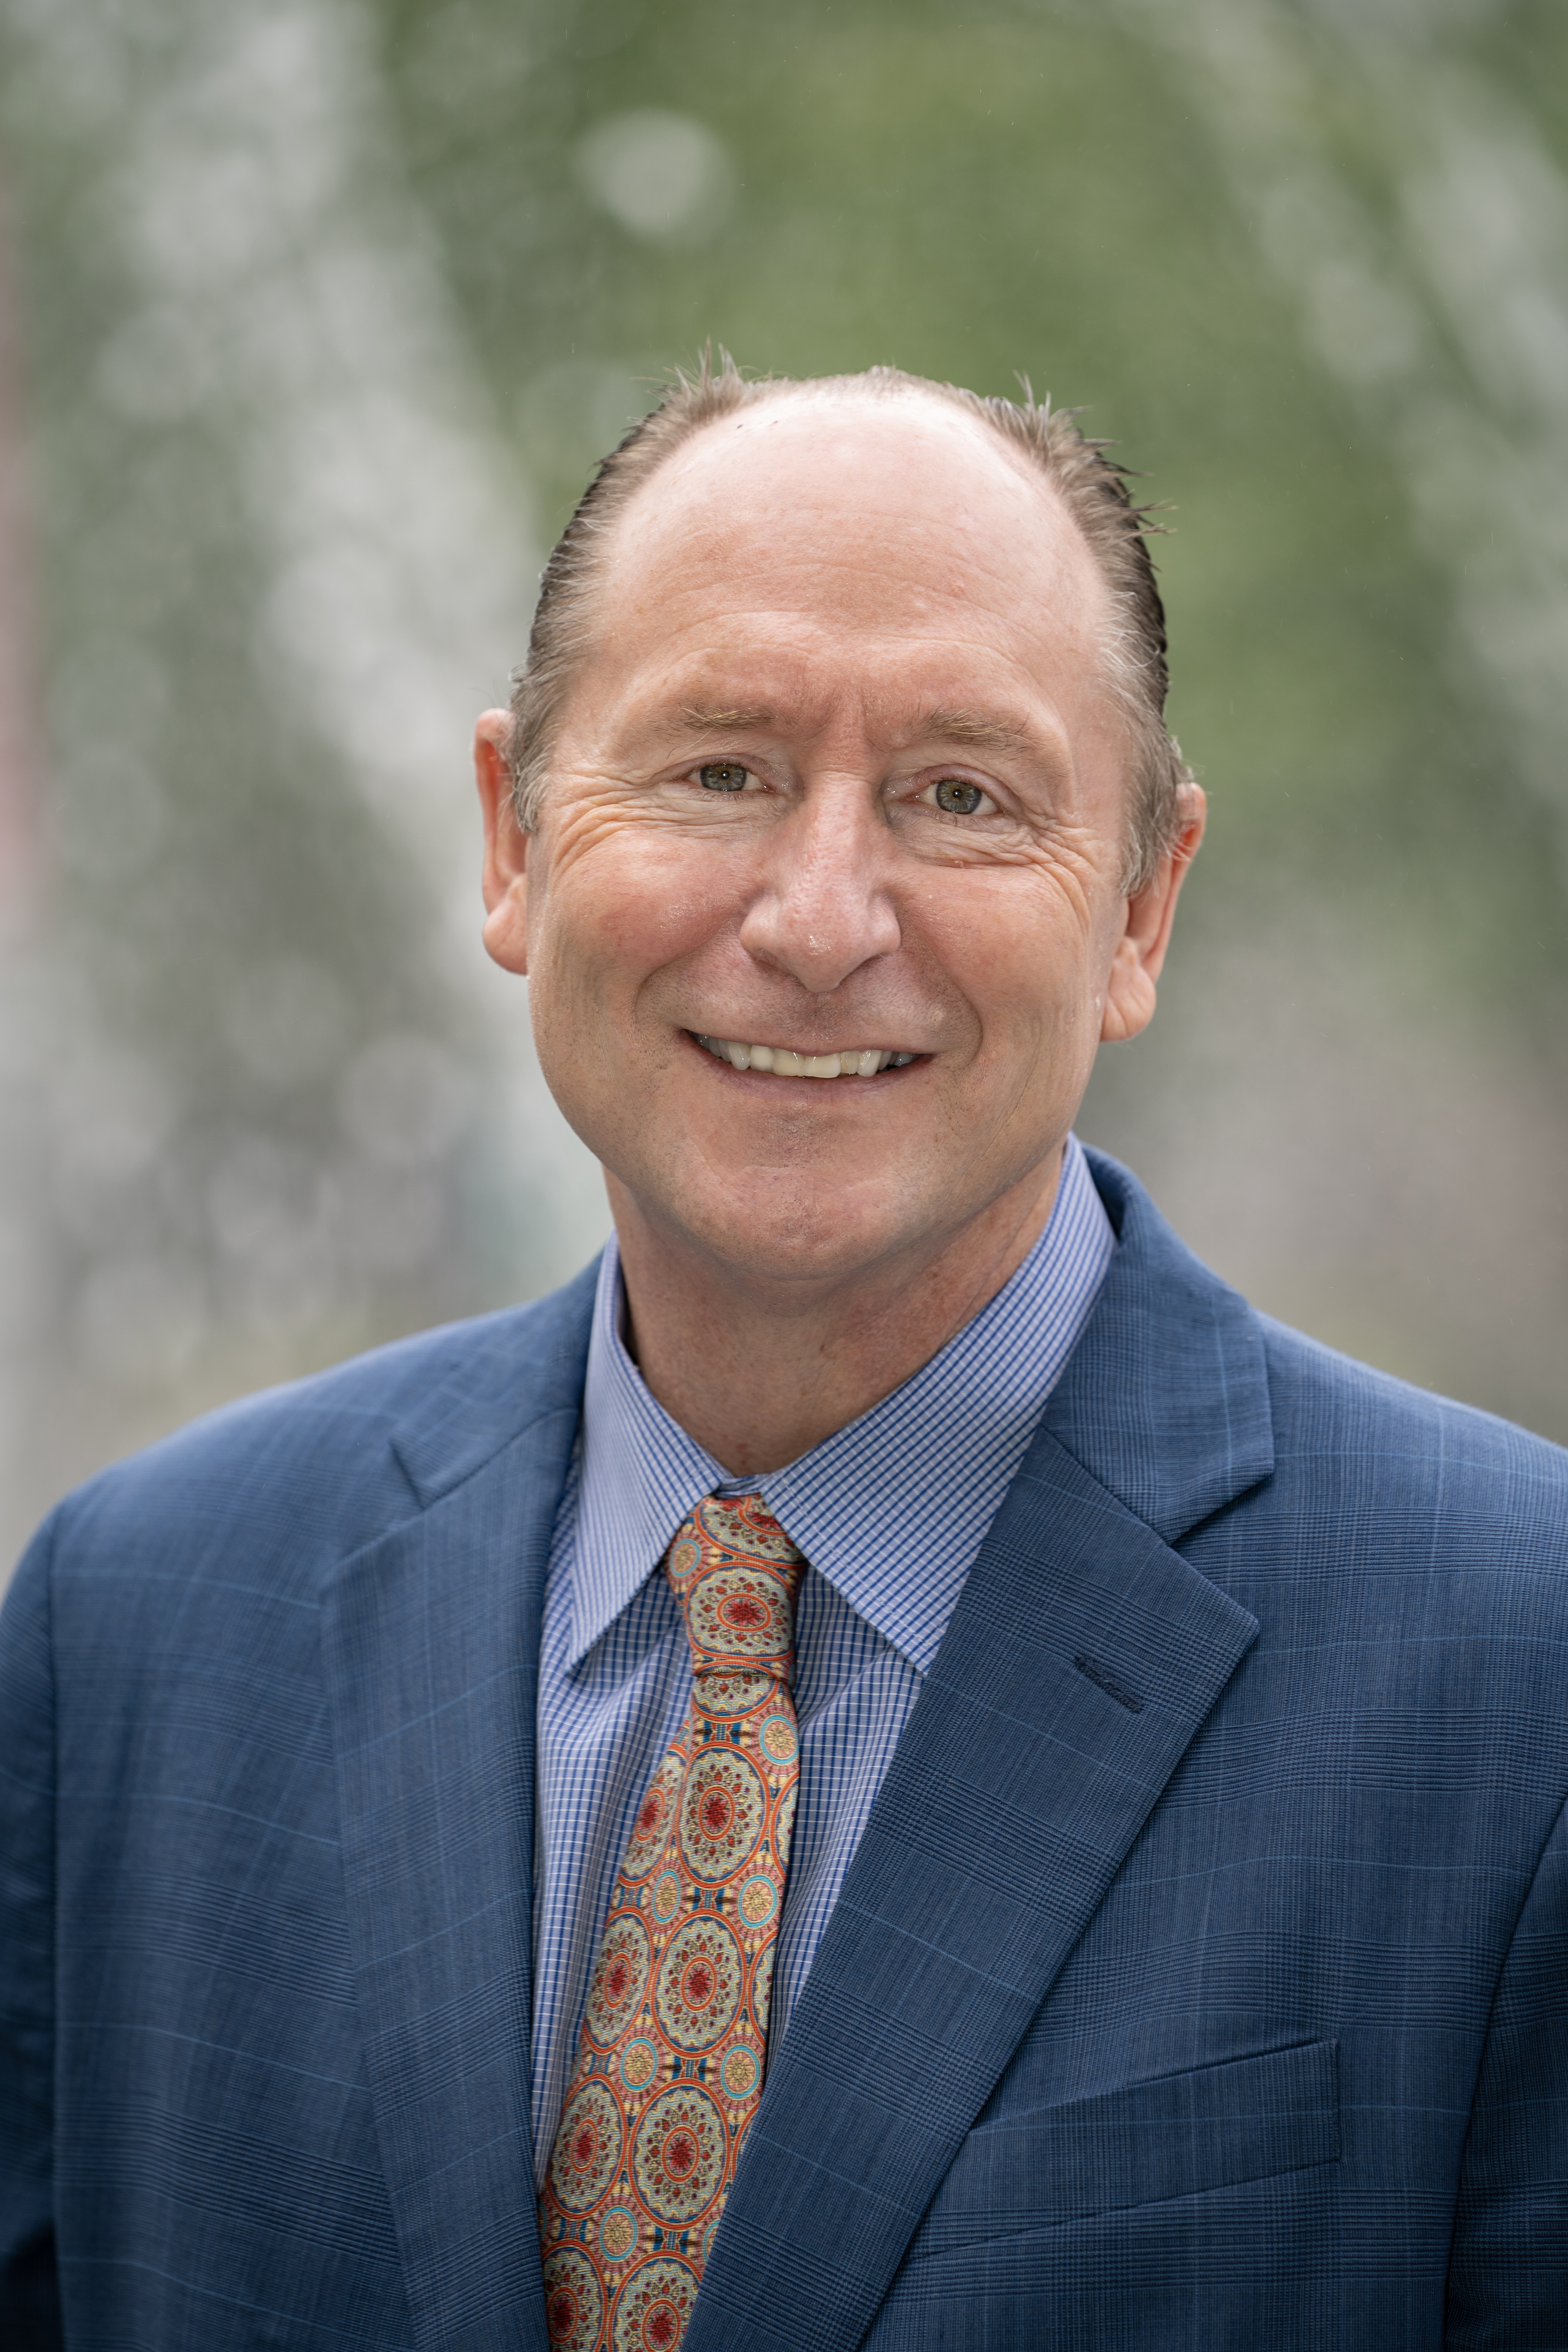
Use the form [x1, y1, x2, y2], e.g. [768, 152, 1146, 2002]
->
[688, 1154, 1274, 2352]
[322, 1273, 594, 2352]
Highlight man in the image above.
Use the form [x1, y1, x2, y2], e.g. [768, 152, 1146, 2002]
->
[2, 360, 1565, 2350]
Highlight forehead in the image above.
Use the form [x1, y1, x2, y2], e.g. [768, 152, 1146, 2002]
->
[577, 393, 1115, 735]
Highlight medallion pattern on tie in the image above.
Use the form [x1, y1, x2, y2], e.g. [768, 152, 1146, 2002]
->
[540, 1493, 805, 2352]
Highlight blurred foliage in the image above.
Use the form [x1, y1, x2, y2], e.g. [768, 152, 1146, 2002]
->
[2, 0, 1567, 1553]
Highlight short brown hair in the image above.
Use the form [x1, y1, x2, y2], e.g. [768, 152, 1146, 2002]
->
[508, 355, 1193, 893]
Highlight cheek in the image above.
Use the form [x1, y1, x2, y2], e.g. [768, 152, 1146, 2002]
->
[528, 819, 740, 1024]
[927, 883, 1109, 1054]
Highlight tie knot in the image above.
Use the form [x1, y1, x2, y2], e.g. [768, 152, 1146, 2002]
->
[664, 1493, 804, 1682]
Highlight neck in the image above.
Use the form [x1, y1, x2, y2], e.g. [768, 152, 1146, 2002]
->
[607, 1149, 1065, 1477]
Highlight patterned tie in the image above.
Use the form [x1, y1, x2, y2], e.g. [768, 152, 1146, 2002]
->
[539, 1493, 806, 2352]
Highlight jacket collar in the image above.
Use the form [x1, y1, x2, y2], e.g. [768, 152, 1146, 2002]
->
[387, 1258, 600, 1508]
[1045, 1147, 1275, 1543]
[383, 1147, 1269, 1551]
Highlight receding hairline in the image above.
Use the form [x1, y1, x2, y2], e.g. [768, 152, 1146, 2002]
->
[593, 376, 1099, 570]
[548, 382, 1123, 734]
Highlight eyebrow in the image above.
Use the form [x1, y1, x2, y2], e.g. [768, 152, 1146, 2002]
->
[670, 703, 1036, 754]
[678, 705, 776, 732]
[918, 708, 1033, 755]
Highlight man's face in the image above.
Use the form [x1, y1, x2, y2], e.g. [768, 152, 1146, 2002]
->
[480, 394, 1198, 1293]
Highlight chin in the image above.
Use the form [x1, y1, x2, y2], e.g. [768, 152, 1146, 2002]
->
[670, 1176, 934, 1288]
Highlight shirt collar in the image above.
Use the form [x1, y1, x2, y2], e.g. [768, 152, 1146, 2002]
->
[564, 1134, 1115, 1672]
[566, 1252, 726, 1667]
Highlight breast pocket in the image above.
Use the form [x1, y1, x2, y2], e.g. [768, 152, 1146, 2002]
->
[913, 2038, 1339, 2252]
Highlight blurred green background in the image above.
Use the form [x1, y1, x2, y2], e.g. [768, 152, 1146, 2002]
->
[2, 0, 1566, 1559]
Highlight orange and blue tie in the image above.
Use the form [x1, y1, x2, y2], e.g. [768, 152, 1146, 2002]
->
[539, 1492, 805, 2352]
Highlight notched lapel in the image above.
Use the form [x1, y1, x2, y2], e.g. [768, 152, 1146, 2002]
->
[688, 1430, 1261, 2352]
[323, 1397, 578, 2352]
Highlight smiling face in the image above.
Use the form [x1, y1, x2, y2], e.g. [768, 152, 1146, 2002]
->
[479, 390, 1201, 1298]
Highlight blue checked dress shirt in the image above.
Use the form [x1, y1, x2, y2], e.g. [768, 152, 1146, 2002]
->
[530, 1132, 1116, 2180]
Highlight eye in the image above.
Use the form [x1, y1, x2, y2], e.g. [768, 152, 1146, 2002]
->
[698, 762, 752, 793]
[927, 776, 991, 816]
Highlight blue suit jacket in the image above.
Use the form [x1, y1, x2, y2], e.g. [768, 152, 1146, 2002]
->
[2, 1152, 1566, 2349]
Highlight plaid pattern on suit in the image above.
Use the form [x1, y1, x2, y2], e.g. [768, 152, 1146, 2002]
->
[2, 1151, 1565, 2349]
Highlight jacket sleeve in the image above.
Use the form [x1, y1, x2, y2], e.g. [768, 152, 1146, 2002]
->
[1445, 1789, 1568, 2349]
[0, 1516, 64, 2348]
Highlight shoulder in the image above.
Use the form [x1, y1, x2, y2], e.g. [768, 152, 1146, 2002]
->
[1258, 1311, 1568, 1542]
[27, 1259, 601, 1613]
[1082, 1143, 1568, 1544]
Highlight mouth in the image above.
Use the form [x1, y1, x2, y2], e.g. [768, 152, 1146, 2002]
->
[690, 1032, 922, 1081]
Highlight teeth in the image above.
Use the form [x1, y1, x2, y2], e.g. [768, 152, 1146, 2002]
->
[695, 1035, 918, 1078]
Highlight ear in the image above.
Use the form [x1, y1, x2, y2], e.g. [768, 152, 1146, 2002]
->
[474, 707, 530, 978]
[1100, 787, 1206, 1044]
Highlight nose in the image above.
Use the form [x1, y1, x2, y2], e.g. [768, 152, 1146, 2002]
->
[737, 782, 902, 993]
